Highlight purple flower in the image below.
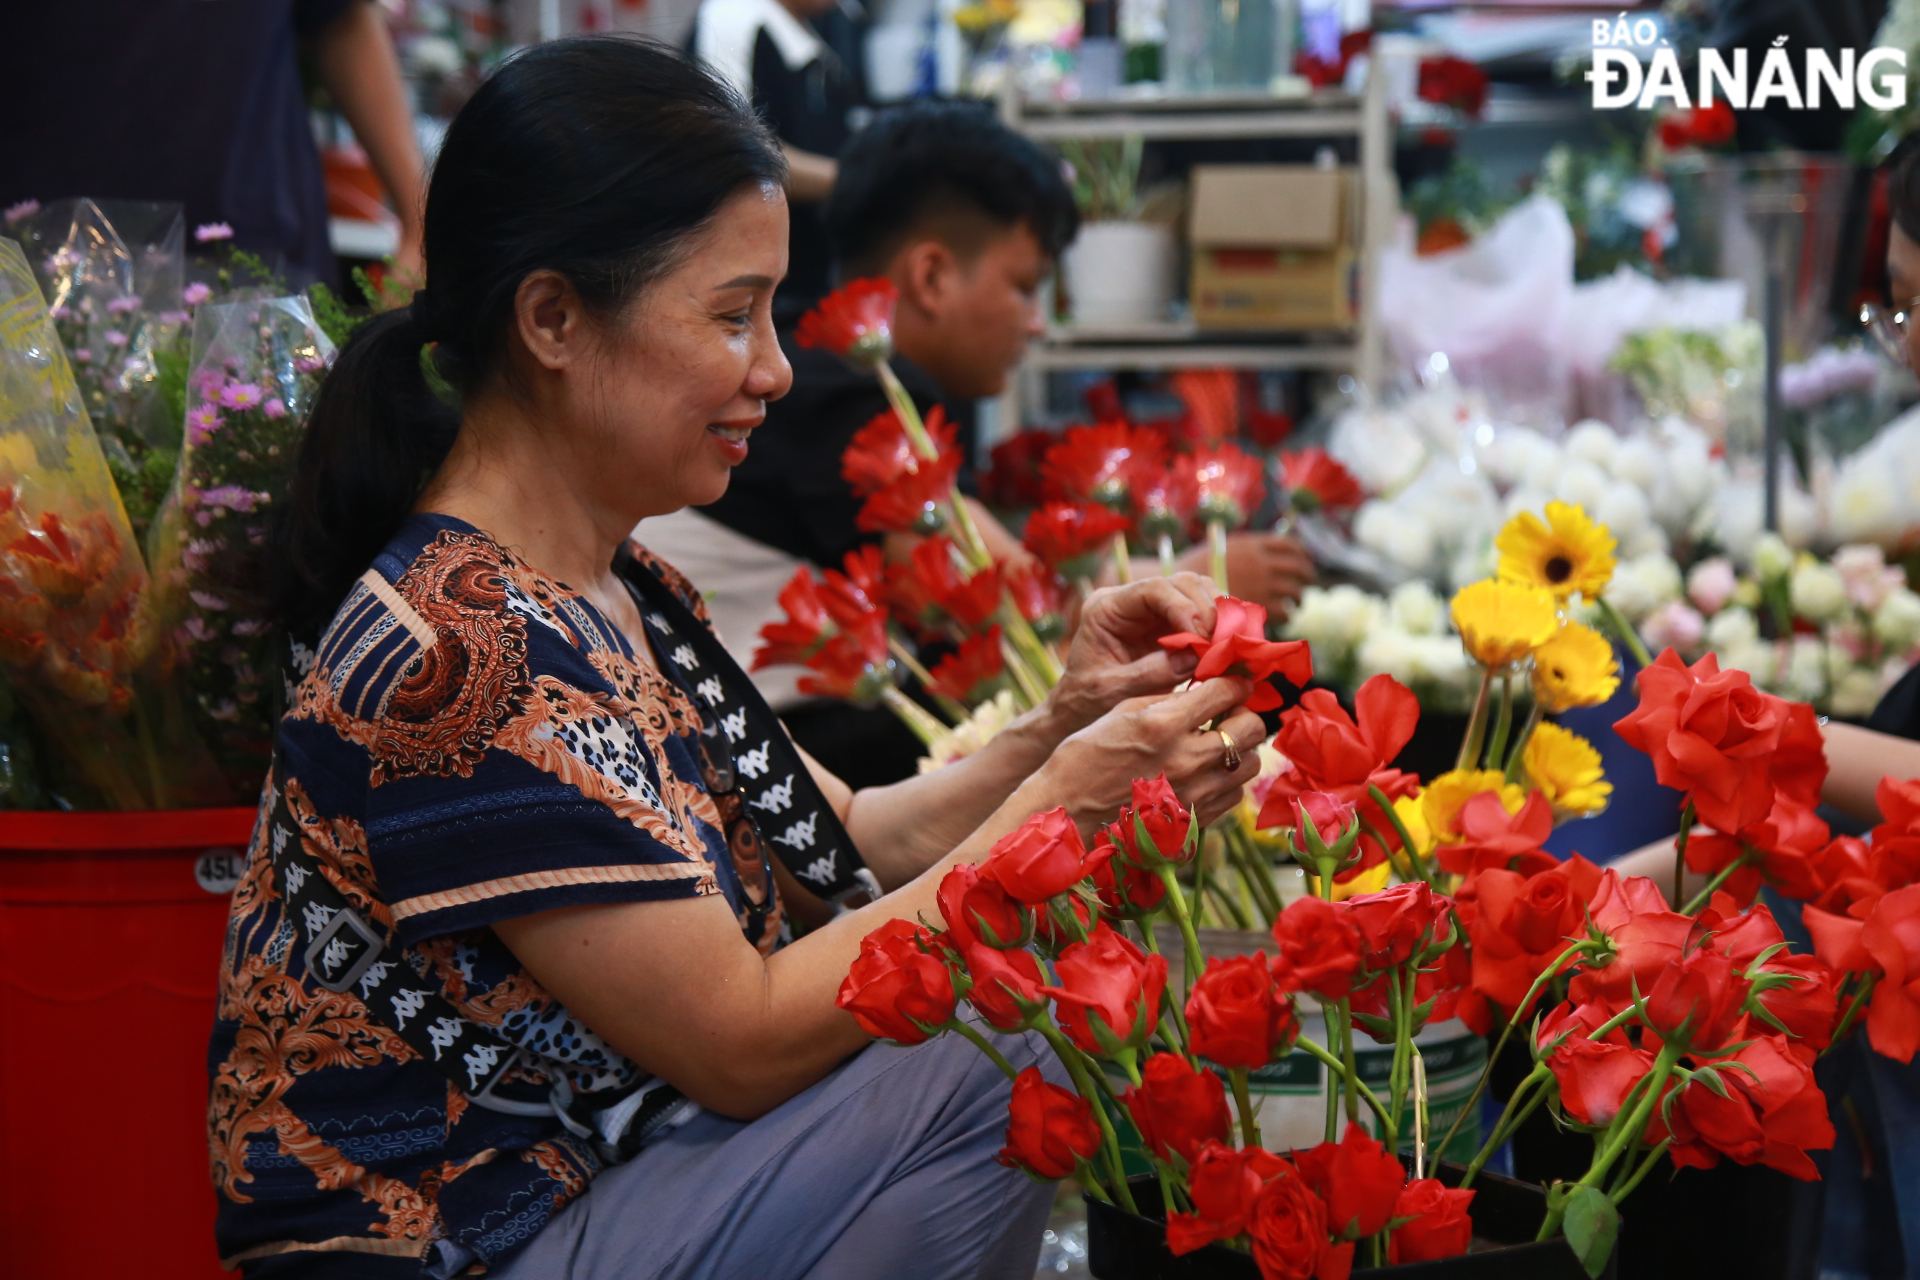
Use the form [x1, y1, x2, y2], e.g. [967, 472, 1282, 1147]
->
[218, 382, 264, 411]
[158, 310, 189, 326]
[263, 397, 287, 420]
[194, 222, 234, 243]
[294, 355, 327, 374]
[185, 404, 223, 444]
[104, 329, 128, 347]
[72, 348, 92, 363]
[180, 618, 217, 644]
[194, 511, 214, 527]
[182, 282, 212, 306]
[189, 589, 229, 612]
[48, 304, 68, 321]
[197, 484, 261, 512]
[106, 295, 140, 315]
[232, 618, 270, 637]
[190, 367, 225, 398]
[4, 199, 40, 226]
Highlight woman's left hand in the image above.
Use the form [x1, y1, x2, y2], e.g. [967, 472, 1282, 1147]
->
[1045, 573, 1218, 735]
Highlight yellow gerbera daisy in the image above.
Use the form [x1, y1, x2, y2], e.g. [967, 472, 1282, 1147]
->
[1522, 721, 1612, 817]
[1450, 579, 1559, 669]
[1531, 621, 1620, 711]
[1421, 768, 1526, 844]
[1310, 858, 1393, 901]
[1496, 501, 1617, 600]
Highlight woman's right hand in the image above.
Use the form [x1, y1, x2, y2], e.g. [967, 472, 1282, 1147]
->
[1032, 675, 1266, 833]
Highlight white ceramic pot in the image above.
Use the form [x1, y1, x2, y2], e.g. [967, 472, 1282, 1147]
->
[1062, 221, 1177, 326]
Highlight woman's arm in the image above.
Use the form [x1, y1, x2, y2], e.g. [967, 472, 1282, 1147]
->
[1822, 720, 1920, 824]
[313, 0, 427, 277]
[497, 676, 1264, 1119]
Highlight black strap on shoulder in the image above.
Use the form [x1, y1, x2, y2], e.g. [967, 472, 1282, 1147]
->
[617, 552, 877, 905]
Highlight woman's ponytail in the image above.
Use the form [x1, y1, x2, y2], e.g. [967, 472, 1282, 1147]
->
[266, 36, 783, 641]
[269, 306, 459, 639]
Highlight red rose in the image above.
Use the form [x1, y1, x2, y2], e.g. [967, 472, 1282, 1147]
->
[1121, 1051, 1232, 1166]
[1463, 856, 1605, 1020]
[1167, 1140, 1290, 1255]
[1113, 774, 1196, 867]
[1568, 871, 1694, 1013]
[1751, 952, 1839, 1055]
[1388, 1179, 1475, 1264]
[1341, 881, 1448, 969]
[1768, 699, 1828, 810]
[1271, 895, 1364, 1000]
[1644, 948, 1748, 1052]
[1187, 952, 1296, 1069]
[835, 918, 957, 1044]
[1248, 1171, 1348, 1280]
[1435, 791, 1560, 883]
[996, 1066, 1101, 1180]
[1292, 1123, 1405, 1239]
[1612, 650, 1788, 835]
[1256, 679, 1422, 858]
[1090, 831, 1168, 917]
[984, 806, 1101, 905]
[1863, 883, 1920, 1063]
[959, 942, 1049, 1029]
[1034, 890, 1098, 951]
[1292, 792, 1358, 862]
[1043, 923, 1169, 1055]
[795, 276, 896, 364]
[1156, 595, 1312, 712]
[1668, 1035, 1834, 1179]
[937, 862, 1033, 951]
[1549, 1035, 1655, 1126]
[1347, 958, 1462, 1035]
[1686, 798, 1831, 907]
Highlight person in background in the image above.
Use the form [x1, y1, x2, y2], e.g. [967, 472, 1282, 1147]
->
[5, 0, 425, 285]
[639, 100, 1314, 787]
[691, 0, 864, 324]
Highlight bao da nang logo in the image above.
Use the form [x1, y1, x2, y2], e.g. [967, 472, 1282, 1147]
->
[1587, 14, 1908, 111]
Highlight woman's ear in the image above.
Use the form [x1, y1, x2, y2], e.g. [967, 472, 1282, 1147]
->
[513, 269, 588, 371]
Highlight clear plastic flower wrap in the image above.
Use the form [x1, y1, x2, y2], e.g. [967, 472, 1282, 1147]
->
[0, 238, 223, 808]
[6, 198, 188, 541]
[147, 295, 335, 796]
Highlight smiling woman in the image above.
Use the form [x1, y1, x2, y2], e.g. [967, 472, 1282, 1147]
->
[217, 34, 1270, 1280]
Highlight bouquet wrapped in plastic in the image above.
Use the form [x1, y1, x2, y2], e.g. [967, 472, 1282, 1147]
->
[0, 238, 222, 808]
[147, 296, 335, 796]
[7, 198, 187, 541]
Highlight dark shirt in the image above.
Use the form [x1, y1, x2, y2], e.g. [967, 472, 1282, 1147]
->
[1870, 662, 1920, 742]
[4, 0, 350, 285]
[699, 331, 975, 568]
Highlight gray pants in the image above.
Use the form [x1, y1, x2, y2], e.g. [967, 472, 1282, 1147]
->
[491, 1027, 1060, 1280]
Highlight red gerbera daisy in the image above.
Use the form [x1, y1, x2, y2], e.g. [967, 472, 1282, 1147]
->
[1022, 502, 1132, 580]
[843, 405, 958, 497]
[795, 277, 897, 366]
[1279, 447, 1365, 513]
[799, 614, 894, 701]
[926, 627, 1007, 703]
[753, 568, 835, 669]
[1174, 443, 1266, 530]
[1040, 421, 1169, 510]
[819, 545, 888, 629]
[855, 451, 962, 536]
[1005, 561, 1069, 643]
[887, 537, 1001, 634]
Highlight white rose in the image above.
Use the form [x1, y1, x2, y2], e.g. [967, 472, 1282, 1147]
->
[1356, 627, 1424, 686]
[1482, 428, 1548, 490]
[1284, 584, 1384, 669]
[1784, 637, 1827, 703]
[1413, 634, 1476, 697]
[1388, 580, 1446, 636]
[1502, 488, 1552, 523]
[1522, 443, 1567, 495]
[1788, 560, 1849, 623]
[1609, 436, 1662, 494]
[1830, 668, 1885, 719]
[1595, 480, 1653, 542]
[1705, 605, 1760, 650]
[1875, 587, 1920, 653]
[1607, 551, 1683, 621]
[1716, 638, 1781, 687]
[1617, 522, 1671, 560]
[1829, 464, 1901, 545]
[1354, 501, 1435, 574]
[1565, 420, 1619, 471]
[1751, 532, 1794, 581]
[1553, 458, 1612, 512]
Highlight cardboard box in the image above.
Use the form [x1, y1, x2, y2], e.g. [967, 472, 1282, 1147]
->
[1188, 165, 1356, 331]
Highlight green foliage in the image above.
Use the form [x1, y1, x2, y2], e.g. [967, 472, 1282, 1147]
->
[105, 443, 180, 545]
[1057, 137, 1145, 222]
[1560, 1183, 1620, 1279]
[306, 281, 365, 349]
[1403, 155, 1513, 239]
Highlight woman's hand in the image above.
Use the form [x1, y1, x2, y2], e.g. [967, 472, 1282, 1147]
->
[1035, 675, 1265, 833]
[1046, 572, 1220, 735]
[1175, 532, 1315, 619]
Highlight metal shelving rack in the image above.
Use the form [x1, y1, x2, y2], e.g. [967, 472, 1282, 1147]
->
[996, 66, 1398, 427]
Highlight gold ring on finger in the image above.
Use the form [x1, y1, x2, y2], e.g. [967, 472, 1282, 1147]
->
[1217, 728, 1241, 772]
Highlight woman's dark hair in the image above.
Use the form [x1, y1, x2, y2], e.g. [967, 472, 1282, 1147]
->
[272, 37, 785, 639]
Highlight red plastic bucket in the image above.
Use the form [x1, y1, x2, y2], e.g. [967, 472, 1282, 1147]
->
[0, 808, 256, 1280]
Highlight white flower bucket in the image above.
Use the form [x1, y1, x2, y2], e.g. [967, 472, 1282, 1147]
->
[1062, 221, 1177, 326]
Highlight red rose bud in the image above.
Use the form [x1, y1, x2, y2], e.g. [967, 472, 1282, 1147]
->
[1342, 881, 1450, 970]
[1249, 1170, 1348, 1280]
[1548, 1035, 1656, 1126]
[984, 806, 1101, 905]
[1167, 1140, 1291, 1255]
[996, 1065, 1101, 1180]
[795, 276, 897, 366]
[1291, 791, 1361, 866]
[1187, 952, 1297, 1069]
[1305, 1122, 1405, 1240]
[1114, 774, 1197, 868]
[958, 940, 1050, 1030]
[937, 862, 1033, 951]
[835, 918, 957, 1044]
[1121, 1051, 1233, 1166]
[1043, 923, 1169, 1056]
[1387, 1179, 1475, 1265]
[1091, 830, 1169, 918]
[1271, 895, 1364, 1000]
[1644, 948, 1748, 1052]
[1034, 891, 1098, 952]
[1744, 952, 1839, 1053]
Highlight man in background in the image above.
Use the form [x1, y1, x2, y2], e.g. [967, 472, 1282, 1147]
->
[640, 100, 1313, 785]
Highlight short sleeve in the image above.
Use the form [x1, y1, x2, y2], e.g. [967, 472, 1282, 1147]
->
[298, 529, 730, 948]
[292, 0, 358, 37]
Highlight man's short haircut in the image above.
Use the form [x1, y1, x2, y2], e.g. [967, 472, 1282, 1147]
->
[826, 100, 1080, 277]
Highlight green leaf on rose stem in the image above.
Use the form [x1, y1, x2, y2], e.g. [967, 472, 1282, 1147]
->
[1562, 1184, 1619, 1279]
[1352, 1011, 1393, 1041]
